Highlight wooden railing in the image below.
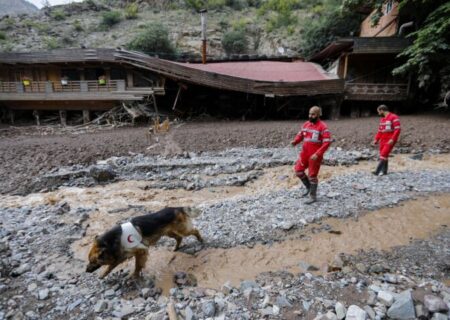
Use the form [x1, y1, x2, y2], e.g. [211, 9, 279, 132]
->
[345, 83, 408, 96]
[0, 80, 124, 93]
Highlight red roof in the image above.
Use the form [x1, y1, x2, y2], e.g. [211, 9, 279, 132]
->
[176, 60, 335, 82]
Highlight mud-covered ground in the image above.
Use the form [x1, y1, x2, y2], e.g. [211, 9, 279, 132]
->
[0, 116, 450, 320]
[1, 115, 449, 195]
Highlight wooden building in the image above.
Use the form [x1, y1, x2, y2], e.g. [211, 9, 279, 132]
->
[311, 0, 413, 117]
[0, 48, 344, 123]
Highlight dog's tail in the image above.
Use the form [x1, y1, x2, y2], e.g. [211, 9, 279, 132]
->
[183, 207, 202, 218]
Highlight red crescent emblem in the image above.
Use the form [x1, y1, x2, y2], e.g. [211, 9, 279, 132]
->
[127, 235, 134, 243]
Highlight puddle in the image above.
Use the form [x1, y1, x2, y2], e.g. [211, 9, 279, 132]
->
[72, 195, 450, 294]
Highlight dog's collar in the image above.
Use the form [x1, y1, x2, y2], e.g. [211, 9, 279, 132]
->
[120, 222, 148, 250]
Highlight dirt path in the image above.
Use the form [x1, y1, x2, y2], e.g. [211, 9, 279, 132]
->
[1, 115, 449, 195]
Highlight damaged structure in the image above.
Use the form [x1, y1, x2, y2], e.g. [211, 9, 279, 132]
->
[0, 48, 343, 123]
[311, 0, 414, 117]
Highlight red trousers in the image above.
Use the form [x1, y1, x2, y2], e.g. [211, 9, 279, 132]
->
[294, 151, 322, 179]
[379, 139, 395, 160]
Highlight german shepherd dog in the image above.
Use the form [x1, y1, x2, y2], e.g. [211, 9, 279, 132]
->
[86, 207, 203, 279]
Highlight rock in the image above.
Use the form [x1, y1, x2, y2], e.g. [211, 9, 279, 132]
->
[299, 261, 319, 272]
[94, 300, 108, 313]
[424, 295, 449, 313]
[325, 311, 338, 320]
[363, 306, 376, 320]
[89, 165, 116, 182]
[367, 292, 377, 306]
[276, 296, 292, 308]
[378, 291, 395, 306]
[145, 310, 166, 320]
[240, 280, 259, 291]
[55, 201, 70, 215]
[410, 153, 424, 160]
[346, 305, 367, 320]
[260, 307, 273, 316]
[38, 288, 49, 300]
[112, 305, 134, 318]
[335, 302, 346, 320]
[11, 263, 31, 277]
[184, 306, 194, 320]
[386, 291, 415, 320]
[431, 313, 448, 320]
[202, 301, 215, 318]
[27, 283, 37, 292]
[368, 264, 385, 274]
[355, 263, 368, 273]
[414, 304, 428, 320]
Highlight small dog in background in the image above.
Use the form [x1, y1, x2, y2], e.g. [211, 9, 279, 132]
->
[86, 207, 203, 279]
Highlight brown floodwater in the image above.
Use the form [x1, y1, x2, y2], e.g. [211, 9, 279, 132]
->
[0, 154, 449, 293]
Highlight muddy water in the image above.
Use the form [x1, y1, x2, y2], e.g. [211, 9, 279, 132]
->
[1, 154, 449, 293]
[69, 195, 450, 294]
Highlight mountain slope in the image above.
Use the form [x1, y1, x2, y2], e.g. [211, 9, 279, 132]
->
[0, 0, 38, 16]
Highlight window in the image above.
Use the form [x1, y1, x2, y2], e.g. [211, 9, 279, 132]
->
[385, 0, 394, 15]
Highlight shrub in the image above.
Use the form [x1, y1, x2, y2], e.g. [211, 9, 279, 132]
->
[0, 31, 6, 41]
[101, 11, 122, 28]
[51, 9, 66, 20]
[73, 19, 83, 32]
[127, 23, 176, 58]
[44, 37, 61, 50]
[125, 3, 139, 19]
[222, 29, 248, 55]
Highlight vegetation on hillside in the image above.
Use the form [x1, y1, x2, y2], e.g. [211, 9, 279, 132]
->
[126, 22, 176, 58]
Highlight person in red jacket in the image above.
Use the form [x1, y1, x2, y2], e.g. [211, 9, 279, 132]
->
[291, 106, 332, 204]
[371, 104, 401, 176]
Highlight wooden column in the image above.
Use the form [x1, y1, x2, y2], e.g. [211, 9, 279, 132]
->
[82, 110, 90, 124]
[59, 110, 67, 126]
[350, 105, 360, 118]
[9, 109, 15, 124]
[33, 110, 40, 126]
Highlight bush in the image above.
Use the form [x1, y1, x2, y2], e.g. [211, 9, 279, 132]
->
[44, 37, 61, 50]
[51, 9, 66, 20]
[73, 19, 83, 32]
[127, 23, 176, 58]
[125, 3, 139, 19]
[0, 31, 6, 41]
[222, 29, 248, 55]
[101, 11, 122, 28]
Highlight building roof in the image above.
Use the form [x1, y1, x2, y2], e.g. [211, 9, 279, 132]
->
[175, 60, 334, 82]
[0, 48, 344, 96]
[310, 37, 411, 62]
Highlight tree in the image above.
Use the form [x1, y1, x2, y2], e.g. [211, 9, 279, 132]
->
[299, 0, 361, 58]
[342, 0, 450, 99]
[222, 30, 249, 55]
[127, 23, 176, 58]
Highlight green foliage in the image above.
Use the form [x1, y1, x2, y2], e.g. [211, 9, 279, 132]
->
[257, 0, 300, 31]
[222, 29, 248, 55]
[127, 23, 176, 58]
[299, 1, 361, 58]
[0, 17, 15, 30]
[100, 11, 122, 29]
[44, 37, 61, 50]
[73, 20, 83, 32]
[51, 9, 66, 21]
[342, 0, 450, 97]
[392, 2, 450, 89]
[0, 31, 5, 40]
[125, 3, 139, 19]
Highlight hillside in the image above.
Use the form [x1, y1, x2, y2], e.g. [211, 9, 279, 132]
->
[0, 0, 38, 16]
[0, 0, 310, 58]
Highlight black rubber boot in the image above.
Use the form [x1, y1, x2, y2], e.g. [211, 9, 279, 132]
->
[382, 159, 388, 175]
[305, 183, 317, 204]
[372, 160, 386, 176]
[300, 176, 310, 197]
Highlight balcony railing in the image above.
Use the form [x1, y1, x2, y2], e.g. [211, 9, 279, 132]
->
[345, 83, 408, 96]
[0, 80, 126, 94]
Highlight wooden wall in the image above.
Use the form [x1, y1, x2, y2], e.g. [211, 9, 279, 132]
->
[360, 1, 399, 37]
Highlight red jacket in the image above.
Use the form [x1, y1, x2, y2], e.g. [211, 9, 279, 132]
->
[292, 120, 332, 157]
[375, 112, 401, 143]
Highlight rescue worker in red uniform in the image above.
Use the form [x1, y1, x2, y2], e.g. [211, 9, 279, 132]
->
[371, 104, 401, 176]
[291, 106, 332, 204]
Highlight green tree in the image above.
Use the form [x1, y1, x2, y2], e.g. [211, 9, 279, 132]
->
[222, 29, 249, 55]
[342, 0, 450, 99]
[299, 0, 361, 58]
[127, 23, 176, 58]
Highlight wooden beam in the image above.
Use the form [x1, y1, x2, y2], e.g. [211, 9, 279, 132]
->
[82, 110, 90, 124]
[59, 110, 67, 126]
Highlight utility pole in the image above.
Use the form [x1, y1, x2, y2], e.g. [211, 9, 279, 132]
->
[199, 9, 207, 64]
